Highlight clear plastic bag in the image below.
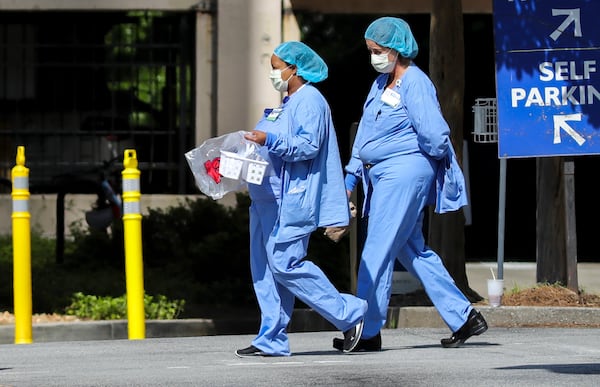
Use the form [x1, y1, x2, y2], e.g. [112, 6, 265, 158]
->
[185, 130, 267, 200]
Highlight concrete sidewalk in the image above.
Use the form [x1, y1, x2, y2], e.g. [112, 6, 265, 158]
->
[465, 261, 600, 296]
[393, 262, 600, 297]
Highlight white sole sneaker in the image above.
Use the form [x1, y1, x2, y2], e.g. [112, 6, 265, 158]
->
[343, 319, 364, 353]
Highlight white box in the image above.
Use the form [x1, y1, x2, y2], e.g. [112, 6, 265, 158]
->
[219, 150, 244, 180]
[220, 150, 268, 185]
[244, 159, 268, 185]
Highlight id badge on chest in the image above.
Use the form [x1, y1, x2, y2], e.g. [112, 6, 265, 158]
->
[380, 88, 401, 108]
[266, 108, 283, 121]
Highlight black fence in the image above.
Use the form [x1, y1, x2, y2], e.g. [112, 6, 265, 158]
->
[0, 11, 195, 194]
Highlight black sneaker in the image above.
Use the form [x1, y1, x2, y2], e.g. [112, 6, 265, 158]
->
[235, 345, 269, 358]
[343, 319, 364, 353]
[333, 332, 382, 352]
[441, 309, 488, 348]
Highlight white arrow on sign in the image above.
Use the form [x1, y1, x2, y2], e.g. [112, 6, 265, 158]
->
[550, 9, 582, 41]
[553, 114, 585, 145]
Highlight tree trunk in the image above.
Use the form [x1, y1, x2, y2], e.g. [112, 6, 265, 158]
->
[428, 0, 482, 301]
[536, 157, 578, 292]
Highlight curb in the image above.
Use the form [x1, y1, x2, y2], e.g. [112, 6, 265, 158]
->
[0, 317, 259, 345]
[1, 306, 599, 344]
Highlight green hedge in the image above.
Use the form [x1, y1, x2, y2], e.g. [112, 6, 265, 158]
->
[65, 292, 184, 320]
[0, 193, 352, 317]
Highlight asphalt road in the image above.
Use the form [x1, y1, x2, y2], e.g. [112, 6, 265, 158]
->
[1, 327, 599, 386]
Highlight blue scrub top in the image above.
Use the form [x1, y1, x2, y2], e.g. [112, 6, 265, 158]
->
[249, 84, 350, 242]
[346, 64, 468, 214]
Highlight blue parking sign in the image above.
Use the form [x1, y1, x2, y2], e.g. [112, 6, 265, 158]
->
[493, 0, 600, 158]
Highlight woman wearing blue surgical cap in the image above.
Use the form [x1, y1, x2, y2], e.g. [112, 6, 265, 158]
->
[332, 17, 487, 351]
[236, 41, 367, 357]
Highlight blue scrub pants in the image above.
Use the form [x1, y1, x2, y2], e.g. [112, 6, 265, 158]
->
[357, 155, 472, 338]
[249, 200, 367, 356]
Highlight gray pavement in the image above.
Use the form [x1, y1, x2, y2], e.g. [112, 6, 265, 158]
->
[1, 328, 600, 386]
[1, 262, 600, 386]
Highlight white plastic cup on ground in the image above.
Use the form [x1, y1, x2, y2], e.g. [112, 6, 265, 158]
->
[487, 279, 504, 307]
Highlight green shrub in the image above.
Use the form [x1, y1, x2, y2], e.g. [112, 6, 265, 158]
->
[65, 292, 185, 320]
[144, 294, 186, 320]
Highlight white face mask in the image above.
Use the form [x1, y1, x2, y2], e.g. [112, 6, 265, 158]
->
[269, 65, 293, 92]
[370, 50, 397, 73]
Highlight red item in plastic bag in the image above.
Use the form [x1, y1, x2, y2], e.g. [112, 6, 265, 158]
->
[204, 157, 221, 183]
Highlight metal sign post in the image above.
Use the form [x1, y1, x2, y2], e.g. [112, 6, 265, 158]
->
[472, 98, 504, 280]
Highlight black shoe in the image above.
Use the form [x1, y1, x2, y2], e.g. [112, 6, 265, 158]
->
[441, 309, 488, 348]
[333, 332, 382, 352]
[342, 319, 364, 353]
[235, 345, 269, 358]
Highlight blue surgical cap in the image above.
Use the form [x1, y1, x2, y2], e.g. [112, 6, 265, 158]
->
[273, 41, 328, 83]
[364, 17, 419, 59]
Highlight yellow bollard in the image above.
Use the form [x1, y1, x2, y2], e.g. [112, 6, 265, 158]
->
[122, 149, 145, 340]
[11, 146, 32, 344]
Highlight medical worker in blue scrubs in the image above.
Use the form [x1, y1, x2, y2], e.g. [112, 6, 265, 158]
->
[235, 41, 367, 357]
[333, 17, 487, 351]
